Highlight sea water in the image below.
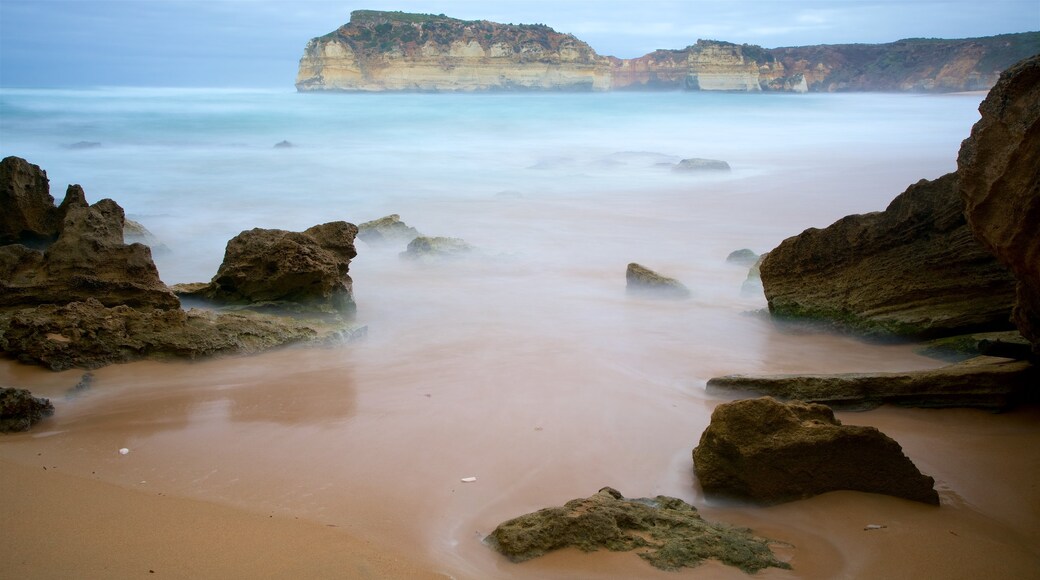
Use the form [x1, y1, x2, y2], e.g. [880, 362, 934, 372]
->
[4, 88, 1021, 578]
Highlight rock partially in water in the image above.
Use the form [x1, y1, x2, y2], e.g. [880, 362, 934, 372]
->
[726, 248, 759, 266]
[741, 255, 765, 297]
[274, 140, 293, 148]
[0, 298, 358, 371]
[357, 214, 421, 246]
[693, 397, 940, 505]
[486, 487, 791, 573]
[958, 54, 1040, 357]
[399, 236, 474, 260]
[123, 218, 170, 254]
[183, 222, 358, 315]
[706, 356, 1034, 411]
[915, 330, 1032, 362]
[673, 158, 730, 171]
[626, 263, 690, 299]
[0, 387, 55, 433]
[760, 173, 1017, 338]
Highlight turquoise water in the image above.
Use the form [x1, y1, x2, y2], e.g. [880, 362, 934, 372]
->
[0, 87, 983, 283]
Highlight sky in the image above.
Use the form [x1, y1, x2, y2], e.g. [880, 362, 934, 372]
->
[0, 0, 1037, 88]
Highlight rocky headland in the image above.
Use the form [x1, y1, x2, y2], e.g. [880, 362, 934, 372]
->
[297, 10, 1039, 93]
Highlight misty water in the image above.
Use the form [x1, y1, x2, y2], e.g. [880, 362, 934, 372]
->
[7, 88, 1036, 578]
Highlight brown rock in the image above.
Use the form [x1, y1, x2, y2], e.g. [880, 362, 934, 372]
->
[706, 356, 1034, 411]
[958, 54, 1040, 356]
[0, 387, 55, 432]
[0, 156, 61, 247]
[626, 262, 690, 299]
[189, 222, 357, 315]
[693, 397, 939, 505]
[356, 214, 420, 245]
[399, 236, 474, 260]
[760, 173, 1016, 338]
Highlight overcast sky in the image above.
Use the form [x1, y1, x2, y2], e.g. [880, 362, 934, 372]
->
[1, 0, 1037, 88]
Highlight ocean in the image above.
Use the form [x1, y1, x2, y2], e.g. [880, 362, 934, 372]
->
[7, 88, 1035, 579]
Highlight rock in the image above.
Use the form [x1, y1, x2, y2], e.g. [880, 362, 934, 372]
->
[357, 214, 420, 245]
[915, 330, 1031, 362]
[399, 236, 474, 260]
[626, 263, 690, 299]
[0, 156, 63, 247]
[186, 222, 358, 315]
[726, 248, 759, 266]
[741, 255, 765, 296]
[123, 219, 169, 253]
[486, 487, 790, 573]
[0, 185, 180, 310]
[760, 173, 1017, 338]
[274, 140, 293, 148]
[958, 54, 1040, 357]
[0, 298, 361, 371]
[66, 141, 102, 149]
[674, 158, 730, 171]
[706, 356, 1034, 411]
[0, 387, 55, 433]
[693, 397, 939, 505]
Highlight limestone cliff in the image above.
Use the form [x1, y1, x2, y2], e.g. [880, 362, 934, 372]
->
[295, 10, 611, 91]
[297, 11, 1039, 93]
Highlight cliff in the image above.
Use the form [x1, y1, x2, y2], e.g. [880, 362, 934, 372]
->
[297, 11, 1040, 93]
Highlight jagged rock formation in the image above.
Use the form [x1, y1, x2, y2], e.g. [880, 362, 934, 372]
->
[0, 156, 65, 247]
[179, 223, 358, 315]
[297, 12, 1039, 93]
[958, 55, 1040, 357]
[296, 10, 611, 91]
[759, 173, 1017, 338]
[626, 263, 691, 299]
[0, 387, 54, 432]
[486, 487, 790, 573]
[693, 397, 940, 505]
[706, 356, 1034, 411]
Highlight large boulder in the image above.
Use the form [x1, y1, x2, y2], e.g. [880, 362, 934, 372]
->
[958, 55, 1040, 356]
[0, 298, 361, 371]
[0, 183, 180, 310]
[626, 262, 691, 299]
[486, 487, 790, 573]
[760, 173, 1017, 338]
[693, 397, 939, 505]
[0, 387, 54, 432]
[186, 222, 358, 315]
[706, 356, 1034, 411]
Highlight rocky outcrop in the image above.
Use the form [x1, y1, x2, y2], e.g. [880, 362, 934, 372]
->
[0, 298, 360, 371]
[958, 55, 1040, 356]
[357, 214, 420, 245]
[0, 387, 54, 433]
[626, 263, 690, 299]
[0, 178, 180, 311]
[182, 223, 358, 315]
[486, 487, 790, 573]
[297, 12, 1038, 93]
[693, 397, 939, 505]
[726, 249, 759, 266]
[296, 11, 611, 92]
[707, 356, 1034, 411]
[399, 236, 474, 260]
[759, 173, 1017, 338]
[673, 157, 730, 171]
[0, 156, 64, 247]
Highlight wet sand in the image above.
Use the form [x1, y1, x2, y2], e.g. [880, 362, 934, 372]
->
[2, 162, 1039, 577]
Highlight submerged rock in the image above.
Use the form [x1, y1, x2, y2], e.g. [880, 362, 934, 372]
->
[0, 298, 360, 371]
[486, 487, 791, 573]
[760, 173, 1017, 338]
[399, 236, 474, 260]
[673, 158, 730, 171]
[707, 356, 1034, 411]
[725, 248, 759, 266]
[958, 54, 1040, 357]
[0, 387, 55, 433]
[693, 397, 940, 505]
[357, 214, 421, 245]
[626, 263, 690, 299]
[183, 222, 358, 315]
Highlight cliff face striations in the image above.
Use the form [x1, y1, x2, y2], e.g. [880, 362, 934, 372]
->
[297, 11, 1039, 93]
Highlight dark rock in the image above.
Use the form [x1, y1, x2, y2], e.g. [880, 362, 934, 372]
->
[626, 262, 690, 299]
[725, 248, 759, 266]
[357, 214, 421, 245]
[399, 236, 474, 260]
[915, 330, 1031, 361]
[760, 173, 1017, 338]
[486, 487, 790, 573]
[674, 158, 730, 171]
[0, 387, 54, 433]
[706, 356, 1034, 411]
[67, 141, 102, 149]
[0, 298, 361, 371]
[958, 55, 1040, 357]
[187, 222, 358, 315]
[274, 140, 293, 148]
[693, 397, 940, 505]
[0, 156, 62, 247]
[0, 186, 180, 310]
